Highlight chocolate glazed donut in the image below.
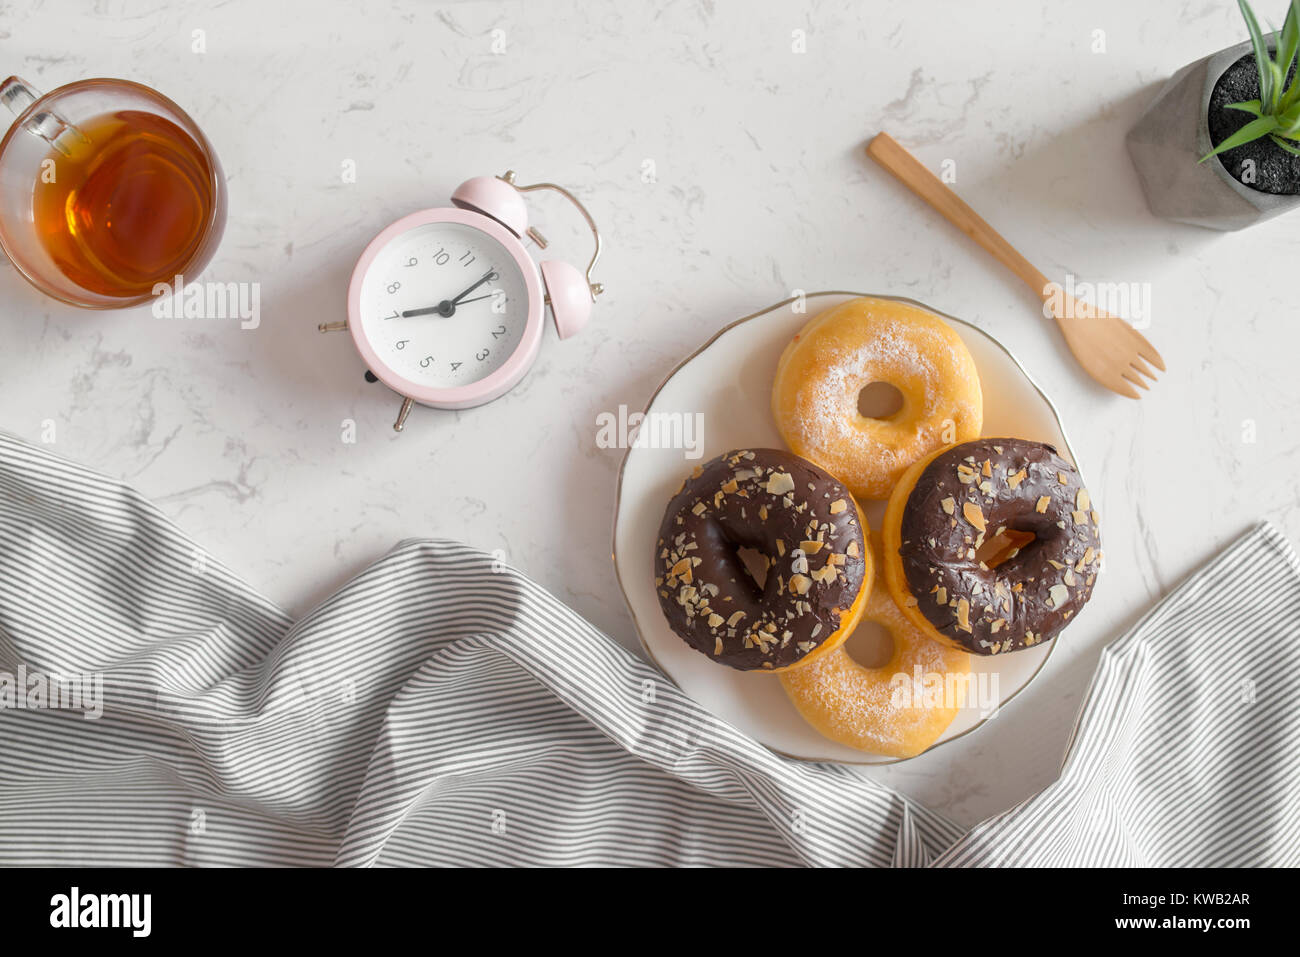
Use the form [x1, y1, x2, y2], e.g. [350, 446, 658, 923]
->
[654, 448, 871, 672]
[887, 438, 1101, 654]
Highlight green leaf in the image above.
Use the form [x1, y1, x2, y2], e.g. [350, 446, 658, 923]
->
[1282, 76, 1300, 111]
[1226, 98, 1265, 115]
[1269, 59, 1287, 111]
[1286, 1, 1300, 55]
[1283, 0, 1300, 109]
[1282, 73, 1300, 111]
[1269, 132, 1300, 154]
[1279, 1, 1300, 75]
[1239, 0, 1275, 107]
[1279, 99, 1300, 132]
[1200, 114, 1281, 161]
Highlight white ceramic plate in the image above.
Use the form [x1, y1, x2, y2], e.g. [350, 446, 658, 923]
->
[612, 292, 1080, 764]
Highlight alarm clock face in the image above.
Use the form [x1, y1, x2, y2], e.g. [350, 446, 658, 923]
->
[348, 208, 545, 409]
[358, 222, 532, 387]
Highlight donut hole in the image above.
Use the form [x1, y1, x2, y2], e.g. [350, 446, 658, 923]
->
[735, 546, 770, 593]
[843, 620, 895, 669]
[856, 381, 905, 420]
[976, 528, 1038, 569]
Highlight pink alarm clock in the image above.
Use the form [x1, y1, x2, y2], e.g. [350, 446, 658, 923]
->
[321, 170, 604, 431]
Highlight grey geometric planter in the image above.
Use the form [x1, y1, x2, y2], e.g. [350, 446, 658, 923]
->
[1127, 38, 1300, 230]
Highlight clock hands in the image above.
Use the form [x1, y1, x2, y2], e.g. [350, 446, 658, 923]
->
[399, 269, 499, 319]
[449, 269, 499, 306]
[398, 304, 446, 318]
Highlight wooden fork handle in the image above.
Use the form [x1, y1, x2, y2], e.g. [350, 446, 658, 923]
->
[866, 132, 1051, 298]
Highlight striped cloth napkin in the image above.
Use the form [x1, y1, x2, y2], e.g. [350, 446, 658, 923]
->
[0, 432, 1296, 866]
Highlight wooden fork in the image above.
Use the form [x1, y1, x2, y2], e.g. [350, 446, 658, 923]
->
[866, 132, 1164, 399]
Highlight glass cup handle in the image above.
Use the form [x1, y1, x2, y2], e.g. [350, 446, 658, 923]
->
[1, 75, 90, 157]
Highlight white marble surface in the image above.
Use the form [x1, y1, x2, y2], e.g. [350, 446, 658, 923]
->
[3, 0, 1298, 830]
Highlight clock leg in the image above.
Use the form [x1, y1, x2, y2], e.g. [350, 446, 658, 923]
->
[393, 396, 415, 433]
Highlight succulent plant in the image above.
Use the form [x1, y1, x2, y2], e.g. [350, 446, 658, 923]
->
[1202, 0, 1300, 160]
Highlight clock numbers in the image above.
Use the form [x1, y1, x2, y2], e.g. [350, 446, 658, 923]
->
[366, 220, 528, 390]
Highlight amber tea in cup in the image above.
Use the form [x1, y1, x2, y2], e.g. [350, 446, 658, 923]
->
[33, 110, 219, 298]
[0, 77, 226, 308]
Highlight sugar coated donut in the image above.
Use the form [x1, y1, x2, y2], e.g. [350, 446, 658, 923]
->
[771, 297, 983, 500]
[780, 580, 971, 758]
[882, 437, 1101, 655]
[654, 448, 872, 672]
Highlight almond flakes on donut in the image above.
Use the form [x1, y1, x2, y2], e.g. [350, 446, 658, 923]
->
[653, 448, 872, 672]
[882, 437, 1101, 655]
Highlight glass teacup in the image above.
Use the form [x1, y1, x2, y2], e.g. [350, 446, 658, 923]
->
[0, 76, 226, 309]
